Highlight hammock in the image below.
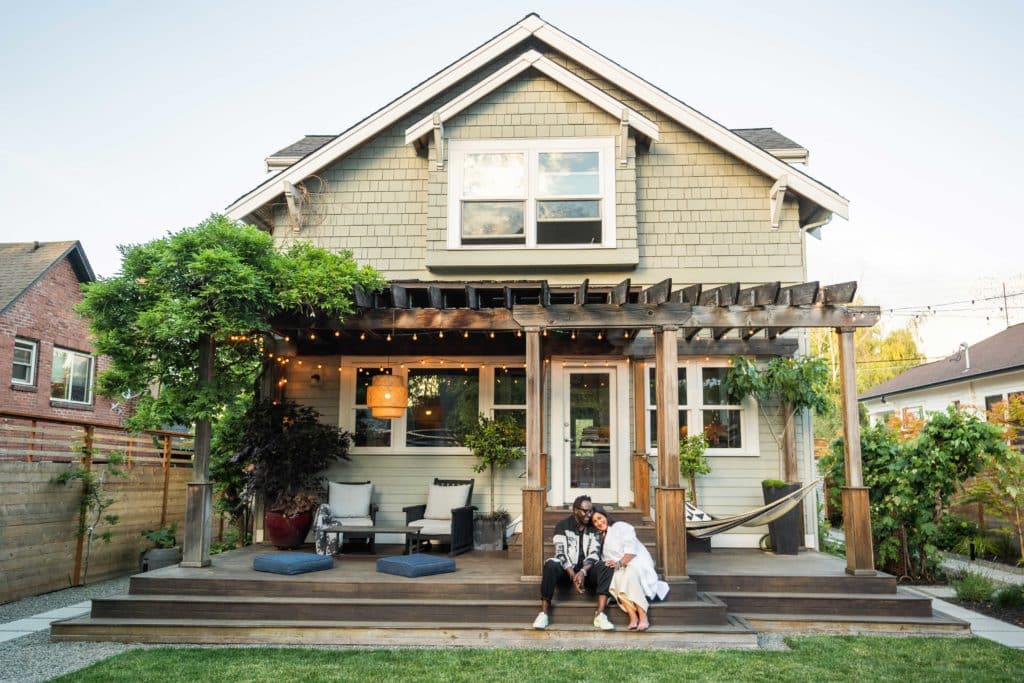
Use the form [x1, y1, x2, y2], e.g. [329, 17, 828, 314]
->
[683, 479, 821, 540]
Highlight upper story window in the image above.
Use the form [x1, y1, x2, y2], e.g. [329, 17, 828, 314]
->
[448, 138, 616, 249]
[12, 339, 38, 386]
[51, 347, 94, 404]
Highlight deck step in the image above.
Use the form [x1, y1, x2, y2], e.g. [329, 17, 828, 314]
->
[91, 593, 730, 626]
[710, 591, 933, 617]
[694, 573, 898, 594]
[739, 609, 970, 634]
[129, 575, 699, 601]
[51, 614, 759, 648]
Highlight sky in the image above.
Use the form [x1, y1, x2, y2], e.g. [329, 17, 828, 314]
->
[2, 1, 1021, 359]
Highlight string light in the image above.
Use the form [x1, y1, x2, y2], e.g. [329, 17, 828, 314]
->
[284, 336, 290, 342]
[360, 332, 366, 341]
[309, 333, 316, 340]
[489, 331, 495, 339]
[412, 333, 418, 341]
[571, 331, 577, 340]
[439, 330, 445, 339]
[464, 331, 469, 339]
[334, 331, 341, 337]
[386, 333, 392, 342]
[597, 332, 603, 340]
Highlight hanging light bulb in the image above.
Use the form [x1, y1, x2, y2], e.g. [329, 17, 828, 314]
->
[334, 331, 341, 337]
[360, 332, 366, 341]
[489, 331, 495, 339]
[439, 330, 445, 339]
[464, 331, 470, 339]
[597, 331, 603, 340]
[571, 331, 577, 340]
[386, 333, 392, 342]
[309, 333, 316, 340]
[412, 333, 418, 341]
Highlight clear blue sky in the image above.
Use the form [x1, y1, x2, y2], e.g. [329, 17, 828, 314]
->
[2, 1, 1021, 358]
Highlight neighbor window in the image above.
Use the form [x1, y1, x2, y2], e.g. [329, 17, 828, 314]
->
[646, 362, 755, 455]
[50, 347, 93, 404]
[448, 138, 615, 248]
[12, 339, 37, 385]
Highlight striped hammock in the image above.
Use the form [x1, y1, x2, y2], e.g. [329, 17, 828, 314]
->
[683, 479, 821, 540]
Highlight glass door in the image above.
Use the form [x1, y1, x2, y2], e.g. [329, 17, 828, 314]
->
[563, 369, 616, 503]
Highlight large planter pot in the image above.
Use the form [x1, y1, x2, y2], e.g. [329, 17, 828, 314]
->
[762, 482, 802, 555]
[139, 547, 182, 572]
[264, 510, 314, 549]
[473, 518, 506, 551]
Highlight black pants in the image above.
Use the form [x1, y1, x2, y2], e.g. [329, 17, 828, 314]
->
[540, 559, 613, 602]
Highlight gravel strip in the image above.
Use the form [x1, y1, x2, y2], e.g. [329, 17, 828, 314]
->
[0, 577, 132, 622]
[1, 575, 135, 683]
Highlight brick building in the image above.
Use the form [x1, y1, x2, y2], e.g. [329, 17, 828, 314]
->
[0, 241, 121, 425]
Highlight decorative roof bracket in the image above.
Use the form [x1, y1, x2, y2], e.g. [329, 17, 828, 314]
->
[283, 180, 302, 232]
[769, 175, 789, 229]
[432, 113, 445, 170]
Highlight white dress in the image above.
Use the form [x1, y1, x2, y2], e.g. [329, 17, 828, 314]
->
[602, 521, 670, 612]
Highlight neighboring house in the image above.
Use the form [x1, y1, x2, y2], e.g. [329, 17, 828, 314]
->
[860, 323, 1024, 424]
[224, 14, 858, 553]
[0, 241, 120, 425]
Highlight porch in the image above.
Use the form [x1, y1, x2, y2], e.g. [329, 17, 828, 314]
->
[51, 541, 967, 647]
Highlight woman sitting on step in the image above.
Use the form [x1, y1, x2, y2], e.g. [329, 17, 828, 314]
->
[591, 507, 670, 631]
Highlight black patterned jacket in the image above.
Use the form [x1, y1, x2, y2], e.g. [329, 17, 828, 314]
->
[549, 517, 601, 570]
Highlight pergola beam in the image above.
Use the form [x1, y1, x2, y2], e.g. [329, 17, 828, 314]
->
[511, 303, 880, 329]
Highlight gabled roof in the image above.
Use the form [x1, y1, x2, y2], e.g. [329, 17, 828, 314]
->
[226, 14, 848, 224]
[0, 241, 95, 315]
[732, 128, 804, 151]
[265, 135, 336, 170]
[860, 323, 1024, 401]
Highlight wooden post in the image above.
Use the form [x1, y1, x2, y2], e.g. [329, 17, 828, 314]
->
[653, 326, 687, 578]
[837, 327, 874, 575]
[522, 327, 544, 577]
[71, 425, 94, 586]
[539, 452, 548, 490]
[631, 358, 650, 517]
[159, 434, 172, 527]
[182, 334, 213, 568]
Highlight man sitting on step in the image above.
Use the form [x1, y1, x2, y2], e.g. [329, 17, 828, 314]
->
[532, 495, 615, 631]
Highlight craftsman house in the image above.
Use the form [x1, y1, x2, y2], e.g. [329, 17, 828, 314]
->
[861, 323, 1024, 425]
[222, 14, 875, 578]
[0, 241, 121, 426]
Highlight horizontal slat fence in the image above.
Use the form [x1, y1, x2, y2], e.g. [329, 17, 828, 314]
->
[0, 411, 196, 604]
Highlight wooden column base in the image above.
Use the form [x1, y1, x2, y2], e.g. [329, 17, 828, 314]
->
[632, 452, 651, 519]
[842, 486, 875, 576]
[181, 483, 212, 568]
[655, 486, 688, 580]
[521, 487, 546, 578]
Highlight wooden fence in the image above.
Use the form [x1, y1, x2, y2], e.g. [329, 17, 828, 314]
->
[0, 410, 195, 604]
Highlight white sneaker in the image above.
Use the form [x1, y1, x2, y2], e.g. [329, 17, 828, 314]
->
[532, 612, 549, 630]
[593, 612, 615, 631]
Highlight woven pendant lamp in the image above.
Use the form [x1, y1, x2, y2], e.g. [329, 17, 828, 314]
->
[366, 374, 408, 418]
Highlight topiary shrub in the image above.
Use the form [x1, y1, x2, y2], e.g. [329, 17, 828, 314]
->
[951, 572, 996, 602]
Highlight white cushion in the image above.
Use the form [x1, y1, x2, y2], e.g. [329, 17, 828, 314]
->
[408, 518, 452, 535]
[328, 482, 373, 518]
[423, 482, 471, 520]
[330, 516, 373, 527]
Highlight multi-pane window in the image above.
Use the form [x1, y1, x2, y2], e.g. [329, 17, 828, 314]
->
[50, 348, 93, 404]
[646, 363, 753, 454]
[12, 339, 37, 385]
[345, 361, 524, 451]
[450, 138, 615, 248]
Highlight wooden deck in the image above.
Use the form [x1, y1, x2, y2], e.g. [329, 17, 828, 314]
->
[51, 543, 968, 647]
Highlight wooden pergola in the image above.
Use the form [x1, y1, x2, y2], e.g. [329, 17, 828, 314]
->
[184, 278, 879, 580]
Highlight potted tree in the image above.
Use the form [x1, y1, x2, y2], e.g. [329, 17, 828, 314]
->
[139, 521, 182, 571]
[233, 399, 352, 549]
[461, 414, 524, 550]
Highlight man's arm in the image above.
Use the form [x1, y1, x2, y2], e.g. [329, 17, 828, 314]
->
[552, 519, 571, 569]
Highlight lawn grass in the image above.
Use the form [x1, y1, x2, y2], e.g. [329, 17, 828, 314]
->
[53, 636, 1024, 683]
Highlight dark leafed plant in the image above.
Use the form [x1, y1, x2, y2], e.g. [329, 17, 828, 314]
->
[820, 406, 1006, 580]
[460, 414, 524, 515]
[232, 399, 352, 515]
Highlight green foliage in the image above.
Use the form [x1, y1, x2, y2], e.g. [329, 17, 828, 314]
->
[77, 214, 384, 432]
[210, 392, 255, 541]
[460, 415, 524, 514]
[475, 508, 512, 524]
[935, 513, 979, 551]
[951, 571, 995, 602]
[993, 584, 1024, 608]
[820, 407, 1007, 580]
[141, 521, 178, 549]
[762, 479, 787, 489]
[51, 445, 128, 582]
[968, 394, 1024, 565]
[210, 528, 242, 555]
[724, 356, 832, 414]
[232, 399, 353, 514]
[678, 434, 711, 506]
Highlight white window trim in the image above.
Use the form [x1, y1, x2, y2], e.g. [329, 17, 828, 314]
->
[644, 360, 760, 457]
[339, 356, 526, 455]
[447, 137, 617, 250]
[51, 347, 94, 405]
[12, 338, 38, 386]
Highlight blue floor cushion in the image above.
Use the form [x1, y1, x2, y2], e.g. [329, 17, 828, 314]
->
[253, 552, 334, 575]
[377, 554, 456, 578]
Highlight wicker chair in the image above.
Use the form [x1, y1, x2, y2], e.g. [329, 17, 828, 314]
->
[402, 478, 475, 556]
